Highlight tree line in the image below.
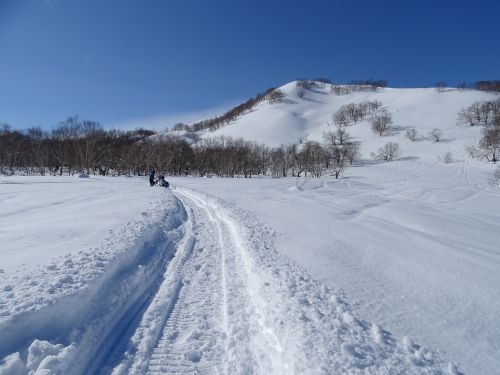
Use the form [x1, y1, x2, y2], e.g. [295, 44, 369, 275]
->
[0, 117, 362, 178]
[457, 80, 500, 92]
[172, 87, 276, 133]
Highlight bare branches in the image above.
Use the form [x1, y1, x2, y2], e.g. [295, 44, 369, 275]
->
[430, 128, 443, 142]
[405, 128, 418, 142]
[371, 142, 401, 162]
[370, 110, 393, 136]
[458, 100, 500, 126]
[434, 81, 448, 93]
[332, 101, 383, 126]
[267, 89, 286, 104]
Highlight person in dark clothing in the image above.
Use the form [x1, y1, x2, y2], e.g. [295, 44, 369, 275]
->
[149, 169, 156, 186]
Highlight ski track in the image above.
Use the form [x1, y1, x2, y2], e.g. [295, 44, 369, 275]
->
[1, 188, 455, 374]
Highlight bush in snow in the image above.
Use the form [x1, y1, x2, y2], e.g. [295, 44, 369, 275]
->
[430, 128, 443, 142]
[296, 80, 315, 89]
[464, 139, 480, 159]
[434, 81, 448, 93]
[371, 142, 401, 162]
[405, 128, 418, 142]
[267, 89, 285, 104]
[370, 110, 393, 136]
[438, 151, 454, 163]
[478, 124, 500, 163]
[297, 89, 306, 99]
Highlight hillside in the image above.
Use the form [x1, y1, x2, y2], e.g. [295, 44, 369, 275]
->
[159, 82, 500, 374]
[179, 81, 498, 163]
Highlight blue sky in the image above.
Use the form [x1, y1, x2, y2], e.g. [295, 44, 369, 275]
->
[1, 0, 499, 130]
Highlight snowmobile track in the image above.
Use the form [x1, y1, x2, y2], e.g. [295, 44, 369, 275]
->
[2, 188, 453, 374]
[108, 188, 453, 375]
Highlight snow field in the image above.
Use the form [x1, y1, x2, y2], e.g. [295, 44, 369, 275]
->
[1, 181, 457, 374]
[111, 188, 453, 374]
[0, 181, 189, 373]
[168, 155, 500, 374]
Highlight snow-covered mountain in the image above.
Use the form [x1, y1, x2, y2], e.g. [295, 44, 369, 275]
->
[177, 81, 498, 162]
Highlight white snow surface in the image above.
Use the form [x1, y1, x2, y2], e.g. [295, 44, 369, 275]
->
[1, 176, 456, 374]
[2, 84, 500, 374]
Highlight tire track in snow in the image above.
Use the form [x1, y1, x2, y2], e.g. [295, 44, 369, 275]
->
[111, 188, 289, 374]
[175, 189, 286, 374]
[124, 188, 452, 375]
[107, 208, 197, 375]
[145, 194, 228, 374]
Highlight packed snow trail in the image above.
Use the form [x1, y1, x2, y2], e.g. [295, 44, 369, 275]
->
[0, 187, 456, 374]
[110, 188, 452, 374]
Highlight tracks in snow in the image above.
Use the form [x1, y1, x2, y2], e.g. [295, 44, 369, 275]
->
[109, 188, 450, 375]
[113, 189, 286, 374]
[3, 188, 452, 374]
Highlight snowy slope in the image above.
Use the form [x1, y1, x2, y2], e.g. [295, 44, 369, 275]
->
[203, 82, 498, 160]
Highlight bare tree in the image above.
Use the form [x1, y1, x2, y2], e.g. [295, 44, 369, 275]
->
[370, 110, 393, 136]
[464, 139, 480, 159]
[480, 102, 492, 124]
[435, 81, 448, 93]
[430, 128, 443, 142]
[479, 125, 500, 163]
[344, 141, 361, 165]
[372, 142, 401, 162]
[440, 151, 454, 163]
[267, 89, 285, 104]
[26, 127, 49, 175]
[470, 102, 482, 123]
[405, 128, 418, 142]
[332, 101, 384, 127]
[367, 100, 383, 112]
[322, 128, 360, 178]
[457, 107, 476, 126]
[333, 111, 349, 127]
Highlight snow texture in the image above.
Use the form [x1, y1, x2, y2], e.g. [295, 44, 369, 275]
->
[1, 185, 453, 374]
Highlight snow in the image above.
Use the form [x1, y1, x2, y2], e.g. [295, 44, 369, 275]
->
[0, 176, 457, 374]
[168, 159, 500, 374]
[1, 83, 500, 374]
[0, 176, 164, 272]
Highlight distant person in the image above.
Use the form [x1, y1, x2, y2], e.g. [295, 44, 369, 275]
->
[149, 169, 156, 187]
